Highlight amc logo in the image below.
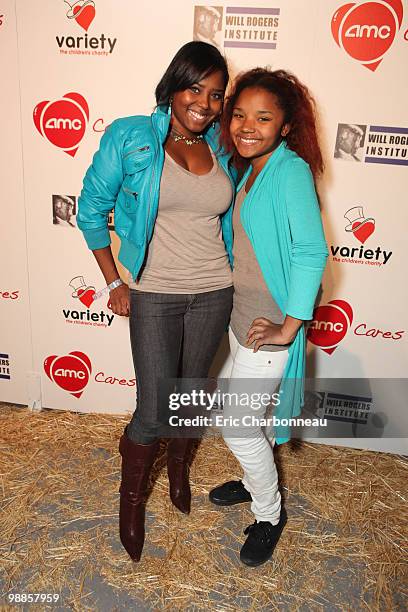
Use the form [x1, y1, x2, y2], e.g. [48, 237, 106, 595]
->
[307, 300, 353, 355]
[331, 0, 404, 71]
[345, 24, 392, 38]
[46, 118, 83, 130]
[33, 93, 89, 157]
[44, 351, 92, 398]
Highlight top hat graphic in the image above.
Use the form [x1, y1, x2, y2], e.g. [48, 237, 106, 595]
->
[344, 206, 375, 232]
[65, 0, 95, 19]
[69, 276, 95, 298]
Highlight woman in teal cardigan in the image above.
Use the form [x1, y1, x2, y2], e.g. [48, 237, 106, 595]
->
[209, 69, 328, 567]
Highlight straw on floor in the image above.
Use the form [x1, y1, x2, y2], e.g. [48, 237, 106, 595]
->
[0, 404, 406, 611]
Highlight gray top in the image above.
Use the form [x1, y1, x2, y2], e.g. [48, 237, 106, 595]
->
[130, 149, 233, 293]
[230, 186, 287, 352]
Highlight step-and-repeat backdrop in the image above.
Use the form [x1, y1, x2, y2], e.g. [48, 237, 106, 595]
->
[1, 0, 407, 453]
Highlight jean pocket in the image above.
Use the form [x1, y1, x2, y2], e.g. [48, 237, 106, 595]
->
[234, 345, 289, 378]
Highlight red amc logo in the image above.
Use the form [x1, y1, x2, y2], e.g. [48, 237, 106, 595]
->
[33, 93, 89, 157]
[331, 0, 403, 71]
[307, 300, 354, 355]
[44, 351, 92, 398]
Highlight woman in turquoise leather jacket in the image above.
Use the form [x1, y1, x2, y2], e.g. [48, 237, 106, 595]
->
[78, 42, 234, 562]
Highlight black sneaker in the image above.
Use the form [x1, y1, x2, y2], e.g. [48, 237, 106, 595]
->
[240, 508, 287, 567]
[209, 480, 252, 506]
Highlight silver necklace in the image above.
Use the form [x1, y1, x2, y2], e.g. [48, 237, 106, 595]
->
[170, 128, 204, 146]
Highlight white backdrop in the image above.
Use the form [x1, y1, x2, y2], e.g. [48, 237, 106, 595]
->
[1, 0, 407, 452]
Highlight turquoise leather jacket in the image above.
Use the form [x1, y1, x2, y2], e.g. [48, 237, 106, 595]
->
[77, 105, 235, 280]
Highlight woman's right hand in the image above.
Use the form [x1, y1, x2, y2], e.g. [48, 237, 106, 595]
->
[109, 283, 130, 317]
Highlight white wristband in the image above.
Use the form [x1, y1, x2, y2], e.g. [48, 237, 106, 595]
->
[107, 278, 123, 292]
[93, 278, 123, 301]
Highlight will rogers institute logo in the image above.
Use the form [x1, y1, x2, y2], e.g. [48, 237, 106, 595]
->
[0, 353, 11, 380]
[330, 206, 393, 268]
[334, 123, 408, 165]
[193, 6, 280, 50]
[56, 0, 117, 56]
[331, 0, 405, 71]
[33, 93, 89, 157]
[44, 351, 91, 398]
[307, 299, 405, 355]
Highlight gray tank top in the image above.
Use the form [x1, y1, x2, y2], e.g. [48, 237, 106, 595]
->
[230, 186, 287, 352]
[129, 149, 233, 293]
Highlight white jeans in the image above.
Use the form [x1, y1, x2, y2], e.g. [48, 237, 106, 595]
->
[220, 328, 289, 524]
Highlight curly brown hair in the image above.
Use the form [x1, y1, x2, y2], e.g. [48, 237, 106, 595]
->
[221, 68, 323, 179]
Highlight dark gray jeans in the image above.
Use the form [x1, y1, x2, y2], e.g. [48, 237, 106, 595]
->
[127, 287, 233, 444]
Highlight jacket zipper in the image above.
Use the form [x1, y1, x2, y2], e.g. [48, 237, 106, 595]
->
[145, 142, 157, 242]
[122, 145, 150, 159]
[123, 187, 138, 198]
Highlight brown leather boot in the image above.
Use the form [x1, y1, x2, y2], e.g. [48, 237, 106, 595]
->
[167, 438, 195, 514]
[119, 427, 159, 562]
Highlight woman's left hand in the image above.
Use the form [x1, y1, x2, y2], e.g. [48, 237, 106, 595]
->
[246, 318, 294, 352]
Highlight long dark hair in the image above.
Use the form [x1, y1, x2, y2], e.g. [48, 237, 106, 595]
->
[221, 68, 323, 178]
[155, 41, 229, 106]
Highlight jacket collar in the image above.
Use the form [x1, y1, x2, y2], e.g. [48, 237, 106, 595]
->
[151, 105, 172, 143]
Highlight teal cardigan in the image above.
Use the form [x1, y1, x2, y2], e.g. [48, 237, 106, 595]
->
[237, 141, 328, 444]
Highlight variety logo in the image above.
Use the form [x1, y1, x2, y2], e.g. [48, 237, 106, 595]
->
[331, 0, 404, 71]
[344, 206, 375, 243]
[44, 351, 91, 398]
[308, 299, 405, 354]
[57, 0, 117, 56]
[193, 5, 280, 50]
[334, 123, 408, 166]
[63, 276, 114, 328]
[307, 300, 353, 355]
[71, 275, 96, 307]
[0, 353, 10, 380]
[65, 0, 95, 31]
[330, 206, 393, 268]
[33, 93, 89, 157]
[0, 14, 4, 27]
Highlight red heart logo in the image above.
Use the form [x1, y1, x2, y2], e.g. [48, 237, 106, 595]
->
[77, 287, 95, 308]
[44, 351, 92, 398]
[331, 1, 403, 72]
[352, 220, 375, 244]
[307, 300, 353, 355]
[33, 92, 89, 157]
[73, 3, 95, 31]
